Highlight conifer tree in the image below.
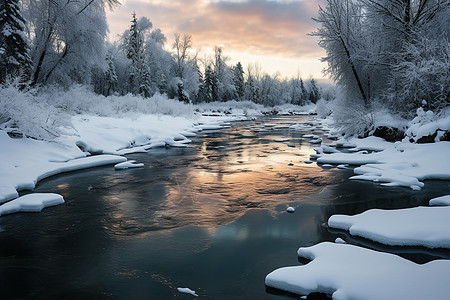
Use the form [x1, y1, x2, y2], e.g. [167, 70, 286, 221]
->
[300, 79, 308, 104]
[204, 64, 217, 102]
[308, 78, 321, 103]
[0, 0, 31, 84]
[233, 62, 245, 100]
[105, 51, 118, 96]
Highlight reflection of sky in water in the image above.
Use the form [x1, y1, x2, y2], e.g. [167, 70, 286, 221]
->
[91, 116, 348, 240]
[4, 117, 450, 299]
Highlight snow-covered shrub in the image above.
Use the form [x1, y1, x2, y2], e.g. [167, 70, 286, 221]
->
[316, 98, 333, 118]
[0, 85, 72, 140]
[406, 107, 450, 143]
[0, 84, 194, 141]
[387, 37, 449, 116]
[331, 100, 372, 137]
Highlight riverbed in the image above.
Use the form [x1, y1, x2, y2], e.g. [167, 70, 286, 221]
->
[1, 116, 449, 299]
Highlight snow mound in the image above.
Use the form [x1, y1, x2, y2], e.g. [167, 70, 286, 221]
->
[406, 108, 450, 142]
[265, 242, 450, 300]
[430, 195, 450, 206]
[286, 207, 295, 213]
[114, 160, 144, 170]
[318, 138, 450, 189]
[0, 193, 64, 216]
[308, 138, 322, 144]
[328, 206, 450, 248]
[334, 238, 346, 244]
[164, 138, 189, 148]
[177, 287, 198, 297]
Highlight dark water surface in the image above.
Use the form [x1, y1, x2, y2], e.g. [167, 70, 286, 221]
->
[1, 116, 450, 299]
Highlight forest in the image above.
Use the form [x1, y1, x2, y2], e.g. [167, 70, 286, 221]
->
[0, 0, 323, 107]
[0, 0, 449, 138]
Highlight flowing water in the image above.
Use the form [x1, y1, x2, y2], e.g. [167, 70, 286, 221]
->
[1, 116, 450, 299]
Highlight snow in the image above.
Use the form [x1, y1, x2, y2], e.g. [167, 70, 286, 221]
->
[328, 205, 450, 248]
[0, 112, 239, 204]
[114, 160, 144, 170]
[265, 242, 450, 300]
[286, 207, 295, 213]
[0, 128, 126, 202]
[429, 195, 450, 206]
[0, 193, 64, 216]
[177, 287, 198, 297]
[406, 108, 450, 142]
[317, 137, 450, 189]
[334, 238, 346, 244]
[308, 138, 322, 144]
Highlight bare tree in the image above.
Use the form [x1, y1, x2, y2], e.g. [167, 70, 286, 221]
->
[172, 33, 192, 79]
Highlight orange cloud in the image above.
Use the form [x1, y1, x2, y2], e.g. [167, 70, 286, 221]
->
[106, 0, 328, 78]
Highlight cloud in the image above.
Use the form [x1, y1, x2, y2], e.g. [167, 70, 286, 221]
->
[106, 0, 327, 77]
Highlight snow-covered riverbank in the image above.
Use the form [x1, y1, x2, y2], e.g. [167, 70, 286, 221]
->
[266, 113, 450, 299]
[0, 113, 240, 205]
[0, 89, 313, 209]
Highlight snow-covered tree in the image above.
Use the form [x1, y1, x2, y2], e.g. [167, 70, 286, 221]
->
[313, 0, 449, 116]
[105, 50, 118, 96]
[233, 62, 245, 100]
[0, 0, 31, 84]
[25, 0, 118, 86]
[122, 13, 153, 97]
[203, 64, 217, 102]
[308, 78, 321, 103]
[212, 47, 235, 101]
[170, 33, 199, 100]
[312, 0, 369, 106]
[172, 33, 192, 80]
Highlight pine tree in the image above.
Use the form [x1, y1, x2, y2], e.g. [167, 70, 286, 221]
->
[300, 79, 308, 104]
[204, 65, 218, 102]
[126, 12, 143, 64]
[125, 12, 152, 96]
[233, 62, 245, 100]
[308, 78, 321, 103]
[139, 65, 152, 98]
[177, 80, 190, 103]
[158, 74, 167, 95]
[0, 0, 31, 84]
[105, 51, 118, 96]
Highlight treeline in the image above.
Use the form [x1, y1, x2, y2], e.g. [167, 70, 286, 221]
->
[0, 0, 324, 106]
[314, 0, 449, 117]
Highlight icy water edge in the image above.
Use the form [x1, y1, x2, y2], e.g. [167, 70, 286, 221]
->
[1, 116, 450, 299]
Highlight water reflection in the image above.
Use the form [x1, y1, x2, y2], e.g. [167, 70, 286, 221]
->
[2, 116, 450, 299]
[84, 116, 338, 239]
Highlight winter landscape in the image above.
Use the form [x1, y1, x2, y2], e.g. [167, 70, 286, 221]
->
[1, 0, 449, 299]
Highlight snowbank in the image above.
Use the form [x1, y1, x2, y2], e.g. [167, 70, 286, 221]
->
[328, 206, 450, 248]
[0, 111, 238, 204]
[0, 193, 64, 216]
[430, 195, 450, 206]
[265, 242, 450, 300]
[316, 137, 450, 189]
[62, 114, 196, 154]
[406, 107, 450, 142]
[195, 101, 316, 117]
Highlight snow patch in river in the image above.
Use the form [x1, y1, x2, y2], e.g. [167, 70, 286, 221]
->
[265, 242, 450, 300]
[0, 193, 64, 216]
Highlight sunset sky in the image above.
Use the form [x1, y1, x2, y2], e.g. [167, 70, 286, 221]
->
[106, 0, 328, 80]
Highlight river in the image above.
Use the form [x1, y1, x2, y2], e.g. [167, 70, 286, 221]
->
[1, 116, 449, 299]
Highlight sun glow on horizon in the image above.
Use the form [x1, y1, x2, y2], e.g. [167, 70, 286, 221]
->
[105, 0, 329, 80]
